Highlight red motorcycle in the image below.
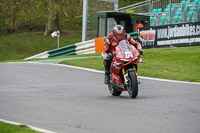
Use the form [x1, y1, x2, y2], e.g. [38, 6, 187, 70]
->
[108, 40, 142, 98]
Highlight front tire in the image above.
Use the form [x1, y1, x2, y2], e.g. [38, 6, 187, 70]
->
[127, 71, 138, 98]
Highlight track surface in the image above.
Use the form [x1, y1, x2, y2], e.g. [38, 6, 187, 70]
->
[0, 62, 200, 133]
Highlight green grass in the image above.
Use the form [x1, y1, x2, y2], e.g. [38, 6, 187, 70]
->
[0, 31, 81, 61]
[139, 46, 200, 82]
[0, 121, 40, 133]
[60, 46, 200, 82]
[59, 53, 104, 70]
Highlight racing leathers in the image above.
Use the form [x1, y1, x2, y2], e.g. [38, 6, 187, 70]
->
[102, 33, 142, 84]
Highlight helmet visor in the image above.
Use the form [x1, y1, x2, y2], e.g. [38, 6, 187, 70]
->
[116, 34, 124, 41]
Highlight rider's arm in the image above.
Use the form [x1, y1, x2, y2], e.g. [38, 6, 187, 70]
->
[102, 36, 112, 59]
[126, 34, 142, 50]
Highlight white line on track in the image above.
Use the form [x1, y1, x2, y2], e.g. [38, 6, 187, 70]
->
[7, 62, 200, 85]
[0, 119, 56, 133]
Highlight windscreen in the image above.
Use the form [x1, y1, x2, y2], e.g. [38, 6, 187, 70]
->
[118, 40, 132, 53]
[118, 40, 134, 59]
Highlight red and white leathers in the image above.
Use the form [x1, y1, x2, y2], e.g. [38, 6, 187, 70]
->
[102, 33, 142, 59]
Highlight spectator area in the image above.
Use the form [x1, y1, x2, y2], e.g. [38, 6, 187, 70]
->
[150, 0, 200, 26]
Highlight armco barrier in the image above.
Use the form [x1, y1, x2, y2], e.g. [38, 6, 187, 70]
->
[24, 37, 104, 60]
[48, 44, 76, 57]
[75, 39, 95, 51]
[76, 47, 95, 55]
[24, 51, 49, 60]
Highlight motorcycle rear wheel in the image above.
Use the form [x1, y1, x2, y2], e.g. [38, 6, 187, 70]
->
[108, 75, 122, 96]
[127, 71, 138, 98]
[108, 84, 122, 96]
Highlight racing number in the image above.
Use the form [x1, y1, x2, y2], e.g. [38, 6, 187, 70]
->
[125, 51, 133, 58]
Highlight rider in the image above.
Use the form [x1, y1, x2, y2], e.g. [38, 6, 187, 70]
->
[102, 25, 143, 84]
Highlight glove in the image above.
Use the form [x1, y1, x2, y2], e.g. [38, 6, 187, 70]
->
[138, 49, 143, 55]
[106, 53, 113, 60]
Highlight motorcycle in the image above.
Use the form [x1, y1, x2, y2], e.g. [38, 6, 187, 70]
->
[108, 40, 143, 98]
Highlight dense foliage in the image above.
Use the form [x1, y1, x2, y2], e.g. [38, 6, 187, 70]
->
[0, 0, 141, 35]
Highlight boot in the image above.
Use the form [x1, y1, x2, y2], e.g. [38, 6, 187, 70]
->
[104, 71, 110, 84]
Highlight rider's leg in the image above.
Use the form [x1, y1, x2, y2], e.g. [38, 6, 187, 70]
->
[103, 59, 112, 84]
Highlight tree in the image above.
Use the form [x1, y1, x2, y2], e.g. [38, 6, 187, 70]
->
[18, 0, 46, 30]
[44, 0, 83, 35]
[0, 0, 21, 33]
[0, 0, 83, 34]
[0, 0, 45, 33]
[44, 0, 59, 36]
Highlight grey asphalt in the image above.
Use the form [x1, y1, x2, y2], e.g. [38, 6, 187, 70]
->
[0, 62, 200, 133]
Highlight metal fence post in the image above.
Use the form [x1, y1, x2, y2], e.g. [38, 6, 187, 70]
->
[149, 0, 153, 13]
[82, 0, 88, 42]
[182, 4, 185, 22]
[114, 0, 118, 11]
[169, 0, 172, 24]
[196, 6, 198, 21]
[57, 31, 60, 48]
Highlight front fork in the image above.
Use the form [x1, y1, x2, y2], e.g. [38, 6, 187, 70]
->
[122, 65, 138, 86]
[122, 67, 128, 85]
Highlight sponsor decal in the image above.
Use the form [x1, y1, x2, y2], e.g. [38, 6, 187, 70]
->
[157, 24, 200, 39]
[131, 38, 135, 42]
[138, 22, 200, 48]
[105, 38, 110, 44]
[104, 44, 107, 49]
[112, 42, 118, 46]
[138, 28, 156, 47]
[112, 74, 120, 80]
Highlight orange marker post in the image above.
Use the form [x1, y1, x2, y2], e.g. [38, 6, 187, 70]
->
[95, 37, 104, 53]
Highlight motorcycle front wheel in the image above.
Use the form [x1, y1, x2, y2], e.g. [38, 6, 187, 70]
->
[108, 74, 122, 96]
[127, 71, 138, 98]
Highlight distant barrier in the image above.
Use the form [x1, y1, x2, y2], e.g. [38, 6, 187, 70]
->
[24, 37, 104, 60]
[48, 44, 76, 57]
[48, 39, 96, 57]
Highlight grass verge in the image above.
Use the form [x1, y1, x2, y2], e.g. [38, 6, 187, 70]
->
[0, 31, 81, 61]
[60, 46, 200, 82]
[0, 121, 40, 133]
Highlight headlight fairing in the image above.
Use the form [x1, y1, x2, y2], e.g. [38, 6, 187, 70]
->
[120, 59, 129, 64]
